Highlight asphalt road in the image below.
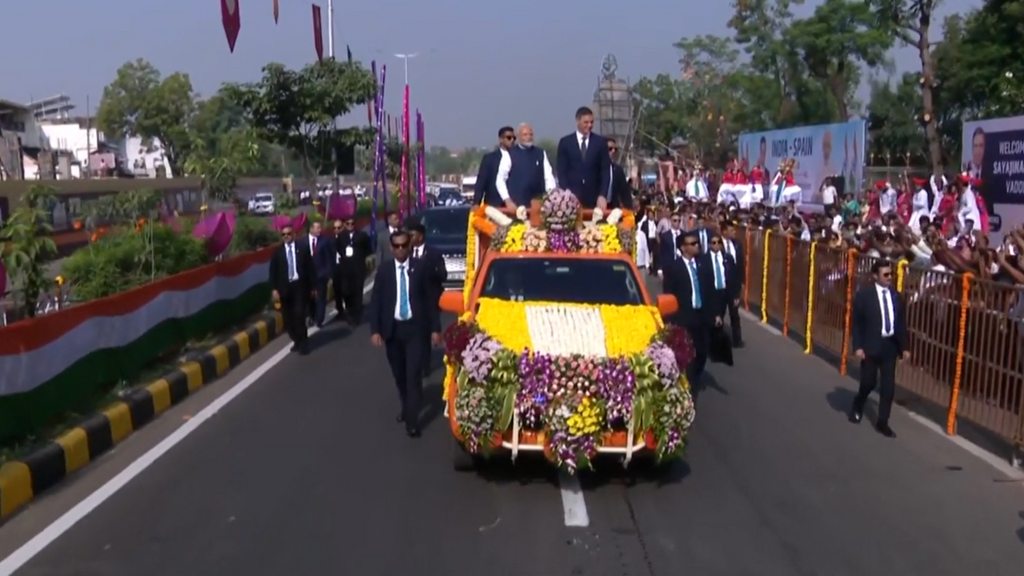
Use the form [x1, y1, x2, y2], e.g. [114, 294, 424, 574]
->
[3, 283, 1024, 575]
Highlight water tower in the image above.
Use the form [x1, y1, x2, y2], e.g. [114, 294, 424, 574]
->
[592, 54, 637, 159]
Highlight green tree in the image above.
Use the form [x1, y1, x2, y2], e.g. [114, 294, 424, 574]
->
[96, 59, 197, 175]
[787, 0, 892, 120]
[0, 185, 58, 318]
[224, 60, 377, 180]
[869, 0, 944, 173]
[867, 73, 927, 164]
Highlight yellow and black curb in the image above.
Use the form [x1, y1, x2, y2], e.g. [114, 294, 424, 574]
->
[0, 311, 284, 521]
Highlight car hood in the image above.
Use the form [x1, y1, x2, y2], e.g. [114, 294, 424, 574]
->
[428, 238, 467, 256]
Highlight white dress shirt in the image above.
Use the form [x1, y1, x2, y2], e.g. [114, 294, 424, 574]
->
[724, 238, 737, 261]
[495, 146, 557, 202]
[680, 256, 701, 308]
[875, 283, 895, 337]
[710, 251, 727, 290]
[308, 234, 318, 256]
[285, 242, 299, 281]
[393, 259, 412, 320]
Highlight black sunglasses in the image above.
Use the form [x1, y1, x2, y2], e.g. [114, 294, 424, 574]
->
[392, 242, 410, 249]
[282, 231, 293, 237]
[503, 135, 516, 141]
[683, 241, 699, 246]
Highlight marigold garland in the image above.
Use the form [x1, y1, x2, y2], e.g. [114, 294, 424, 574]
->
[598, 304, 663, 355]
[895, 259, 908, 294]
[782, 236, 793, 335]
[599, 223, 622, 253]
[760, 230, 771, 323]
[463, 213, 478, 305]
[744, 228, 753, 310]
[948, 272, 972, 434]
[803, 242, 817, 354]
[839, 249, 857, 376]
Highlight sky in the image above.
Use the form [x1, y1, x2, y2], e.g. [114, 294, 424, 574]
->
[3, 0, 982, 147]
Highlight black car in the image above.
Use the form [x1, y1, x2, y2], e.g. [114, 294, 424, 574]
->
[421, 205, 471, 288]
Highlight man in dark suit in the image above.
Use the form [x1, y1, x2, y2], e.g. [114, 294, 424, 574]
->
[556, 106, 611, 209]
[848, 260, 909, 438]
[307, 220, 333, 328]
[662, 231, 723, 386]
[606, 137, 630, 209]
[408, 221, 447, 377]
[304, 221, 329, 326]
[720, 220, 745, 346]
[656, 211, 683, 278]
[268, 224, 317, 355]
[474, 126, 516, 207]
[331, 217, 372, 326]
[368, 230, 442, 437]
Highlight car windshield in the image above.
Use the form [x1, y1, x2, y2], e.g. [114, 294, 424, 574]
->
[479, 257, 644, 305]
[422, 207, 470, 239]
[254, 194, 273, 202]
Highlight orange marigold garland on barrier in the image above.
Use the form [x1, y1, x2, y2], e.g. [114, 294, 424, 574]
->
[947, 272, 972, 434]
[782, 235, 793, 335]
[760, 230, 771, 323]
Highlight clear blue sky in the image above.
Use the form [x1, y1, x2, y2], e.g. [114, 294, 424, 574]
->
[3, 0, 980, 146]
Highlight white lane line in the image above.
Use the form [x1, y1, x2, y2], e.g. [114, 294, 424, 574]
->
[736, 306, 1024, 480]
[0, 281, 374, 575]
[559, 472, 589, 527]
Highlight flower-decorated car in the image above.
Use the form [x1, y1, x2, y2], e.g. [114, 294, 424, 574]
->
[439, 189, 697, 474]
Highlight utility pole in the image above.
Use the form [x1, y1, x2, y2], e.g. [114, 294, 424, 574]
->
[327, 0, 335, 58]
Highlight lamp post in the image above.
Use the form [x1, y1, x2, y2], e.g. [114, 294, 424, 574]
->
[394, 53, 418, 218]
[326, 0, 335, 58]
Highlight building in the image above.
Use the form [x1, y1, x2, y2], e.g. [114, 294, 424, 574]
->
[27, 94, 76, 122]
[1, 98, 50, 179]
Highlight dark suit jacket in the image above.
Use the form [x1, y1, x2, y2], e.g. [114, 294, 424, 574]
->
[556, 132, 611, 207]
[474, 149, 502, 206]
[413, 245, 447, 306]
[609, 163, 630, 208]
[368, 259, 442, 340]
[851, 285, 908, 357]
[663, 256, 723, 326]
[701, 251, 740, 301]
[310, 235, 334, 280]
[334, 230, 372, 277]
[268, 242, 317, 297]
[658, 230, 681, 273]
[725, 238, 745, 285]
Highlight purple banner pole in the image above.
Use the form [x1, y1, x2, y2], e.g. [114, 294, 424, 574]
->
[417, 111, 426, 209]
[371, 64, 387, 248]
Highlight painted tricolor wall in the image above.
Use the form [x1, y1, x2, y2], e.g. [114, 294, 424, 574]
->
[0, 248, 274, 441]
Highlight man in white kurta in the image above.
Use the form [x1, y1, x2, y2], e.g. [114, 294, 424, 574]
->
[909, 177, 931, 234]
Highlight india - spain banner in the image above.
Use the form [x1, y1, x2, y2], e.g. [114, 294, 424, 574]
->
[962, 115, 1024, 240]
[0, 248, 274, 442]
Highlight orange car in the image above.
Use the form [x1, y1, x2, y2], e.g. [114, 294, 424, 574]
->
[438, 192, 698, 474]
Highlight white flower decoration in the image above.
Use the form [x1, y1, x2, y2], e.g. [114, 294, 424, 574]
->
[591, 207, 604, 223]
[607, 209, 623, 225]
[515, 205, 528, 221]
[484, 206, 513, 227]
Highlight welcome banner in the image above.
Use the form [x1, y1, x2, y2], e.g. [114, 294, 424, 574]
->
[962, 115, 1024, 239]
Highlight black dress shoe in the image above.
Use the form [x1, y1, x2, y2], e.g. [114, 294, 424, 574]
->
[406, 427, 422, 438]
[290, 344, 299, 353]
[848, 410, 862, 424]
[875, 423, 896, 438]
[396, 413, 405, 423]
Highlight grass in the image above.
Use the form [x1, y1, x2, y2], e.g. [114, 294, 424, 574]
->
[0, 313, 267, 467]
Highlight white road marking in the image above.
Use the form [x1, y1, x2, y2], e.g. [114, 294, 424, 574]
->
[0, 281, 374, 575]
[559, 472, 589, 527]
[739, 306, 1024, 480]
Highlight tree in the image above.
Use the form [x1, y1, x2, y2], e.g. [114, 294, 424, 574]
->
[869, 0, 945, 173]
[867, 73, 927, 164]
[0, 185, 58, 318]
[224, 60, 378, 180]
[788, 0, 892, 120]
[96, 59, 197, 175]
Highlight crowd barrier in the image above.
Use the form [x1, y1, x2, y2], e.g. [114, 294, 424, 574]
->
[739, 229, 1024, 452]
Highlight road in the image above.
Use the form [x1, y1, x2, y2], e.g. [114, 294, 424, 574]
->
[2, 284, 1024, 575]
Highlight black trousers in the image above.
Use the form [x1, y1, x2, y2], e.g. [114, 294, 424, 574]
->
[854, 337, 899, 425]
[333, 272, 365, 324]
[683, 317, 710, 386]
[385, 320, 425, 427]
[311, 277, 329, 326]
[280, 285, 309, 345]
[727, 295, 743, 344]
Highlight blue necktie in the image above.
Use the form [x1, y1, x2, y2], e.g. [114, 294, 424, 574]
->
[286, 244, 296, 280]
[690, 261, 702, 309]
[882, 289, 892, 334]
[714, 255, 725, 289]
[398, 264, 411, 320]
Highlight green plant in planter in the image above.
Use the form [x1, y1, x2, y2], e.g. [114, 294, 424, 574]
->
[63, 224, 208, 302]
[231, 215, 280, 254]
[0, 185, 58, 318]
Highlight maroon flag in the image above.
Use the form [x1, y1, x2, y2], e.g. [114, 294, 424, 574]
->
[221, 0, 241, 53]
[311, 4, 324, 62]
[273, 0, 279, 23]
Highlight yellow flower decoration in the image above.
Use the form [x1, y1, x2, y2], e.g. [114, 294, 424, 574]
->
[760, 230, 771, 323]
[474, 298, 662, 356]
[463, 214, 478, 306]
[804, 241, 816, 354]
[567, 397, 603, 436]
[599, 224, 622, 254]
[501, 223, 527, 252]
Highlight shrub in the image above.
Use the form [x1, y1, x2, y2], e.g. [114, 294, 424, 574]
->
[231, 215, 279, 254]
[63, 224, 209, 301]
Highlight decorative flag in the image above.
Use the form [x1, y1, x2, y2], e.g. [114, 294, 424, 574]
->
[347, 45, 353, 63]
[273, 0, 279, 22]
[368, 61, 377, 125]
[311, 4, 324, 62]
[221, 0, 241, 53]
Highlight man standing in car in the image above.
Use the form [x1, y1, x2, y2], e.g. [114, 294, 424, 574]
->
[474, 126, 516, 207]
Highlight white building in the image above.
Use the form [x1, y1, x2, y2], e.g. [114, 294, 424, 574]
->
[1, 98, 50, 179]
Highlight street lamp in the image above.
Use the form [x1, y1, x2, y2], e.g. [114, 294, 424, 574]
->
[393, 53, 418, 84]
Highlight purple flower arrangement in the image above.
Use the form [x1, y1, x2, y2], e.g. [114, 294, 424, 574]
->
[547, 229, 581, 253]
[540, 189, 581, 231]
[645, 342, 681, 388]
[598, 357, 636, 423]
[461, 333, 504, 383]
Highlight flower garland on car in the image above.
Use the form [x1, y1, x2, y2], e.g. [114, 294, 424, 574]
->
[445, 297, 698, 473]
